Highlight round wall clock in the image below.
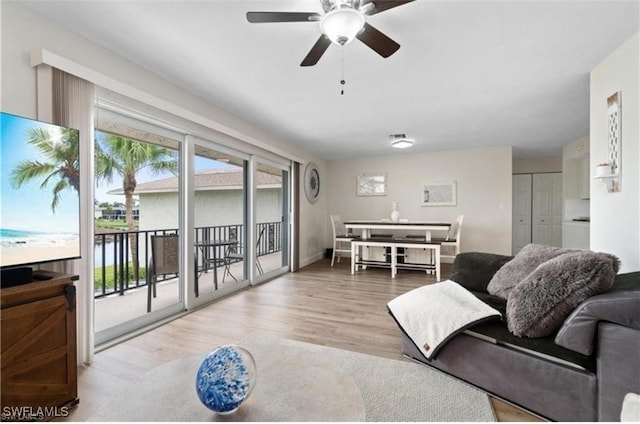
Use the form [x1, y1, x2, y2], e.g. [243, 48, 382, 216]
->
[304, 162, 320, 204]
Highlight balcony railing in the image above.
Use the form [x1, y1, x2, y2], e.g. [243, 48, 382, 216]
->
[94, 221, 282, 299]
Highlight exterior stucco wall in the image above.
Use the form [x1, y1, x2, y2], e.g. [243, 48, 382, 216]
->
[138, 188, 282, 231]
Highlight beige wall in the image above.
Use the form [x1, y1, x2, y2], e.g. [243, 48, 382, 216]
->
[1, 2, 328, 267]
[298, 160, 330, 266]
[513, 155, 563, 174]
[326, 146, 513, 256]
[590, 32, 639, 272]
[562, 137, 591, 227]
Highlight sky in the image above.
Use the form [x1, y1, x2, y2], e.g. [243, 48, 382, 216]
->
[94, 131, 236, 204]
[1, 112, 80, 233]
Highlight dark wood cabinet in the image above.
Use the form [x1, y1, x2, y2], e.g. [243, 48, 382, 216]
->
[1, 271, 79, 420]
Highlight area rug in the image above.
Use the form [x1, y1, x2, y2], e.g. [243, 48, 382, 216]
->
[88, 333, 495, 422]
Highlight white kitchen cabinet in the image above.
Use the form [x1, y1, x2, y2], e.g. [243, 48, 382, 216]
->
[562, 222, 590, 249]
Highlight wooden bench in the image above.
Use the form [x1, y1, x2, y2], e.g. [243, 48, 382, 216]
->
[351, 238, 441, 281]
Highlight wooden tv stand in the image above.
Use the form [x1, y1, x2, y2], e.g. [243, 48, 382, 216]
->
[1, 271, 79, 420]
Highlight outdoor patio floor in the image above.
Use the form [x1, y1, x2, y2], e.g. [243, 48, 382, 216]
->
[94, 252, 282, 333]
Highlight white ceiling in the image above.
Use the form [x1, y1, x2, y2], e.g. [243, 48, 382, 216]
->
[22, 0, 640, 160]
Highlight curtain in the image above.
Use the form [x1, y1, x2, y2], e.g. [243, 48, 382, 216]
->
[38, 67, 95, 365]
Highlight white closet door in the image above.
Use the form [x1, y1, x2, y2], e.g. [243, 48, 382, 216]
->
[532, 173, 562, 247]
[551, 173, 563, 247]
[512, 174, 532, 254]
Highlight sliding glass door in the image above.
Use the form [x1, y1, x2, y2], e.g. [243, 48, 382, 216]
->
[253, 158, 291, 282]
[91, 91, 294, 346]
[94, 104, 184, 345]
[189, 138, 250, 307]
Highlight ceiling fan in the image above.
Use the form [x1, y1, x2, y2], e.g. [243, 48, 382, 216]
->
[246, 0, 415, 66]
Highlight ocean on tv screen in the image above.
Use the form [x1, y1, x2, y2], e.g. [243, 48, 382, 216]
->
[0, 112, 81, 268]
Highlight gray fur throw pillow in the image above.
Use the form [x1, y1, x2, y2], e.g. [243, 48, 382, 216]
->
[506, 251, 620, 338]
[487, 244, 573, 299]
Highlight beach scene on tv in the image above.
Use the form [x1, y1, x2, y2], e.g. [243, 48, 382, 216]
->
[0, 112, 81, 268]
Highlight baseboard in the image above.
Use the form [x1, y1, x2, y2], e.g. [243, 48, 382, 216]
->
[299, 251, 325, 268]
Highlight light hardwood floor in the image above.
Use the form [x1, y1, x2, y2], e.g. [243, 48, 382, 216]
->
[67, 259, 541, 422]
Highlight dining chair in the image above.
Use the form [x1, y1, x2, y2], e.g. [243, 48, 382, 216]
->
[222, 243, 242, 283]
[222, 226, 265, 283]
[432, 214, 464, 261]
[255, 226, 265, 275]
[330, 214, 359, 267]
[146, 234, 179, 313]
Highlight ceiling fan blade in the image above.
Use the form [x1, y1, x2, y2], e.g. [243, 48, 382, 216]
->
[361, 0, 415, 16]
[356, 23, 400, 58]
[246, 11, 321, 23]
[301, 35, 332, 67]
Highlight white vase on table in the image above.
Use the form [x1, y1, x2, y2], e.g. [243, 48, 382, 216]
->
[391, 202, 400, 222]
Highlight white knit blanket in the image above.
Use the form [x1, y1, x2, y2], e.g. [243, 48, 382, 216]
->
[388, 280, 501, 360]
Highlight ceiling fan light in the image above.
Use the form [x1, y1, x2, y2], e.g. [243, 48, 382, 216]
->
[319, 8, 365, 45]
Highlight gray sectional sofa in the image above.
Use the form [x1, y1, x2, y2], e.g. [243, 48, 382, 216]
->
[399, 251, 640, 422]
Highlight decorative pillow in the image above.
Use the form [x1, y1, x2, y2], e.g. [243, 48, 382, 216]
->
[506, 251, 620, 338]
[487, 244, 573, 299]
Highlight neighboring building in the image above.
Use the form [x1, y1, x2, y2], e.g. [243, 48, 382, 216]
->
[108, 169, 282, 231]
[95, 205, 140, 221]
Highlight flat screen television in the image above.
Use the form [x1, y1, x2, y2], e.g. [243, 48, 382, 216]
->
[1, 112, 81, 281]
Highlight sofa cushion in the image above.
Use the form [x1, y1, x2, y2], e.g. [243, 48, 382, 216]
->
[469, 291, 596, 371]
[450, 252, 513, 293]
[487, 244, 573, 299]
[506, 251, 620, 338]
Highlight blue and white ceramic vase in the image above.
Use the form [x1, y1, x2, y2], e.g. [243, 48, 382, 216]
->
[195, 345, 257, 414]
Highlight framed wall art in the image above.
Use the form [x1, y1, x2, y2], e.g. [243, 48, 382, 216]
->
[421, 181, 457, 206]
[356, 173, 387, 196]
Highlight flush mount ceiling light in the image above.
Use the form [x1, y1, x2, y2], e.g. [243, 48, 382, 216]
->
[390, 133, 414, 149]
[319, 6, 365, 45]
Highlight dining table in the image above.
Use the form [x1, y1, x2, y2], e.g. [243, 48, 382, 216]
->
[344, 220, 451, 241]
[344, 220, 450, 279]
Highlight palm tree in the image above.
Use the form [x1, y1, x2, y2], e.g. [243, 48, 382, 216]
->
[95, 134, 177, 279]
[10, 127, 79, 212]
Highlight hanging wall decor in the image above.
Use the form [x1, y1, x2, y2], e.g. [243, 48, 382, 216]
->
[421, 181, 457, 206]
[356, 173, 388, 196]
[304, 162, 320, 204]
[605, 91, 621, 192]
